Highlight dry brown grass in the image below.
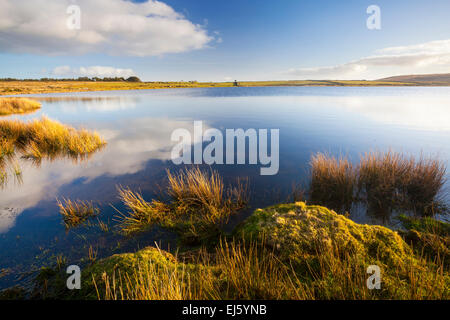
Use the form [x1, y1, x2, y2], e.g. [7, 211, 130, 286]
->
[359, 151, 446, 216]
[359, 151, 409, 213]
[57, 198, 100, 230]
[404, 156, 447, 215]
[309, 152, 357, 213]
[0, 98, 41, 115]
[309, 151, 447, 217]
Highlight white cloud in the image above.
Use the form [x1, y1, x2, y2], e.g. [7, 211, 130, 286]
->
[0, 0, 213, 56]
[52, 65, 136, 78]
[285, 39, 450, 80]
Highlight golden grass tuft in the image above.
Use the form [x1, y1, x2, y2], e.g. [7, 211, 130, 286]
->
[115, 167, 248, 242]
[358, 151, 410, 213]
[309, 151, 447, 217]
[309, 152, 357, 213]
[359, 151, 446, 216]
[0, 116, 106, 162]
[0, 98, 41, 116]
[57, 198, 100, 230]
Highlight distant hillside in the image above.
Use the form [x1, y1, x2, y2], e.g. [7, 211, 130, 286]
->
[378, 73, 450, 85]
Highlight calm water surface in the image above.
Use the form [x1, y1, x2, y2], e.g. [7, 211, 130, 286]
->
[1, 86, 450, 288]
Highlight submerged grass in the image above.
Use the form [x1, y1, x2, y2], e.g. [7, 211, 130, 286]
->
[115, 167, 248, 243]
[0, 98, 41, 116]
[57, 198, 100, 230]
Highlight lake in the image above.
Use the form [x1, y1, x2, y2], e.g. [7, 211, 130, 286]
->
[1, 86, 450, 289]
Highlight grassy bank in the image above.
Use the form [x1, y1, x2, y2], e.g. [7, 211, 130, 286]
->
[17, 202, 448, 300]
[0, 79, 428, 96]
[0, 98, 41, 115]
[2, 166, 443, 301]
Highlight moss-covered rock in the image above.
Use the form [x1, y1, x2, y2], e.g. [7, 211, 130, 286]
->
[236, 202, 411, 268]
[77, 247, 181, 299]
[234, 202, 450, 299]
[28, 247, 184, 300]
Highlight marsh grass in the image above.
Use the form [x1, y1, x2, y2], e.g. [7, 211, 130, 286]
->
[358, 151, 409, 214]
[0, 98, 41, 116]
[0, 117, 106, 162]
[359, 151, 447, 216]
[403, 156, 447, 216]
[97, 239, 308, 300]
[96, 236, 448, 300]
[0, 116, 106, 162]
[309, 151, 447, 217]
[115, 167, 248, 243]
[309, 153, 357, 213]
[0, 116, 106, 186]
[57, 198, 100, 230]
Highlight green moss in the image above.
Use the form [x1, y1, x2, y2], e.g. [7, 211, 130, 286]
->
[398, 214, 450, 237]
[398, 215, 450, 265]
[235, 202, 449, 299]
[236, 202, 410, 267]
[28, 202, 449, 300]
[77, 247, 180, 299]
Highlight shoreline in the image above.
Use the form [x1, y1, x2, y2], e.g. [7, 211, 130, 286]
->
[2, 80, 450, 96]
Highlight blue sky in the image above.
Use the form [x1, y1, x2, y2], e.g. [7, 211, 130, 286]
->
[1, 0, 450, 81]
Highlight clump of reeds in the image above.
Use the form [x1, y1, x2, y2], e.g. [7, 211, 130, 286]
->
[115, 188, 171, 235]
[309, 152, 357, 213]
[403, 156, 446, 216]
[359, 151, 447, 216]
[166, 167, 248, 224]
[309, 151, 447, 217]
[57, 198, 100, 230]
[115, 167, 248, 243]
[358, 151, 409, 213]
[0, 116, 106, 163]
[0, 98, 41, 116]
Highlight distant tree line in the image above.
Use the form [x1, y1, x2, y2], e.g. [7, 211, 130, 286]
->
[0, 76, 142, 82]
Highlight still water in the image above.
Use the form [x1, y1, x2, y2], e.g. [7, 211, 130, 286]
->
[1, 86, 450, 288]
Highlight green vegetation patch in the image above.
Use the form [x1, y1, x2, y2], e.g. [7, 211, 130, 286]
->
[237, 202, 410, 266]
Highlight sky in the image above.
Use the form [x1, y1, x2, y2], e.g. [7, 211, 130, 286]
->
[0, 0, 449, 81]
